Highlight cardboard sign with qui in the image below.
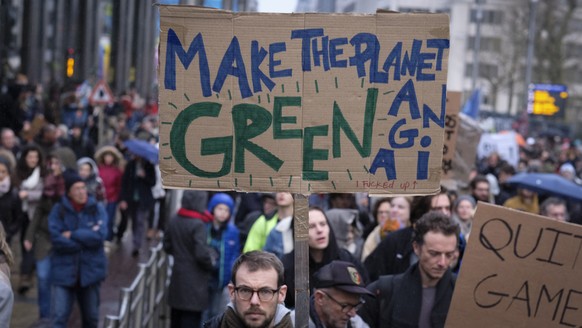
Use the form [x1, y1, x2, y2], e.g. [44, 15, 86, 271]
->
[446, 202, 582, 327]
[158, 6, 450, 194]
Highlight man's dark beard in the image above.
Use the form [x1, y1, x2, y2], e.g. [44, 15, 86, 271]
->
[236, 305, 275, 328]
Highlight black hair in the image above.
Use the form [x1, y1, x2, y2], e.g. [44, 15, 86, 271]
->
[412, 211, 460, 246]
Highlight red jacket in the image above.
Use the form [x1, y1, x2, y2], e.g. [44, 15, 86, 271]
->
[98, 165, 123, 203]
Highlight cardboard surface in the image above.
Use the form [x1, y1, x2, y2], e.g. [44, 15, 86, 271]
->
[453, 113, 482, 185]
[446, 203, 582, 327]
[442, 91, 461, 179]
[158, 6, 450, 194]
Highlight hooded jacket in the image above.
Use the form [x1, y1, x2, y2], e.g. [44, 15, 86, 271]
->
[326, 208, 364, 261]
[77, 157, 105, 202]
[95, 146, 124, 203]
[164, 190, 214, 311]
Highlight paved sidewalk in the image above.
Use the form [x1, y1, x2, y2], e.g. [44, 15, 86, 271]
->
[10, 233, 161, 328]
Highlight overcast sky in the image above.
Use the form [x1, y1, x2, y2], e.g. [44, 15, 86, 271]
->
[257, 0, 298, 12]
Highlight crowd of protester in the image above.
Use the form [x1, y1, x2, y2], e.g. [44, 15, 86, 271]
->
[2, 75, 582, 327]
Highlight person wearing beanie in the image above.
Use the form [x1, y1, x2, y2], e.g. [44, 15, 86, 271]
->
[203, 193, 240, 322]
[451, 195, 476, 239]
[48, 171, 107, 328]
[164, 190, 214, 328]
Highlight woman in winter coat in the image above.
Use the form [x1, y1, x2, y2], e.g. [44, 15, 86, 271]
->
[24, 148, 74, 321]
[281, 207, 369, 309]
[361, 197, 409, 262]
[94, 146, 124, 242]
[13, 145, 45, 294]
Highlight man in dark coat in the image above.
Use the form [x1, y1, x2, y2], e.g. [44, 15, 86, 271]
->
[358, 211, 459, 328]
[117, 155, 155, 256]
[164, 190, 214, 328]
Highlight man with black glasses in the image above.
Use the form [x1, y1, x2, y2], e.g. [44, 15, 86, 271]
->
[293, 260, 372, 328]
[204, 251, 292, 328]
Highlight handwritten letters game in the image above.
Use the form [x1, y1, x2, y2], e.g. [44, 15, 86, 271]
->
[447, 203, 582, 327]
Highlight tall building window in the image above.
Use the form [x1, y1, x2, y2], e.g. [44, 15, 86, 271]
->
[465, 63, 498, 78]
[468, 36, 502, 52]
[470, 9, 503, 25]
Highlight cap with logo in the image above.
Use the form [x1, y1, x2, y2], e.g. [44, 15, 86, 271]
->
[313, 260, 374, 296]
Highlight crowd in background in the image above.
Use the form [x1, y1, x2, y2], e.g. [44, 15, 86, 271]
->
[1, 75, 582, 327]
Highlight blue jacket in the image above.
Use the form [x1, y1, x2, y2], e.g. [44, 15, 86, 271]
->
[48, 195, 108, 287]
[207, 223, 240, 289]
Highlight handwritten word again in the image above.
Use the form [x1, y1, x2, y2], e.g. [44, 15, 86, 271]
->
[164, 28, 449, 98]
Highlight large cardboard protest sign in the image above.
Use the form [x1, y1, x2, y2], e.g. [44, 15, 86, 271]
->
[446, 203, 582, 327]
[158, 6, 450, 194]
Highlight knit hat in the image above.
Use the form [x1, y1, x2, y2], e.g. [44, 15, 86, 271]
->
[454, 195, 477, 211]
[560, 163, 575, 174]
[63, 170, 83, 193]
[208, 193, 234, 214]
[313, 260, 374, 296]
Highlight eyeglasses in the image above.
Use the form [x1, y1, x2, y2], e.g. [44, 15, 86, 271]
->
[320, 290, 365, 313]
[234, 286, 279, 302]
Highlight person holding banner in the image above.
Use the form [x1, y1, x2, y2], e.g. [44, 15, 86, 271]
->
[358, 211, 459, 328]
[203, 251, 292, 328]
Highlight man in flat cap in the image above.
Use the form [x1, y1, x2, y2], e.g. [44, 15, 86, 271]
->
[293, 260, 372, 328]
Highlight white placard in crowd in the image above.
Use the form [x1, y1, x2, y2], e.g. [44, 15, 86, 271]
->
[477, 132, 519, 168]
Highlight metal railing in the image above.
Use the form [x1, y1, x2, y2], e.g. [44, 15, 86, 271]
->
[104, 243, 171, 328]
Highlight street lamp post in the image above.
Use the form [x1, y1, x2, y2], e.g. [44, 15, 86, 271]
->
[471, 0, 483, 95]
[523, 0, 538, 114]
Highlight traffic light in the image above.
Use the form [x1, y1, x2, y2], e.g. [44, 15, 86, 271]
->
[66, 48, 75, 78]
